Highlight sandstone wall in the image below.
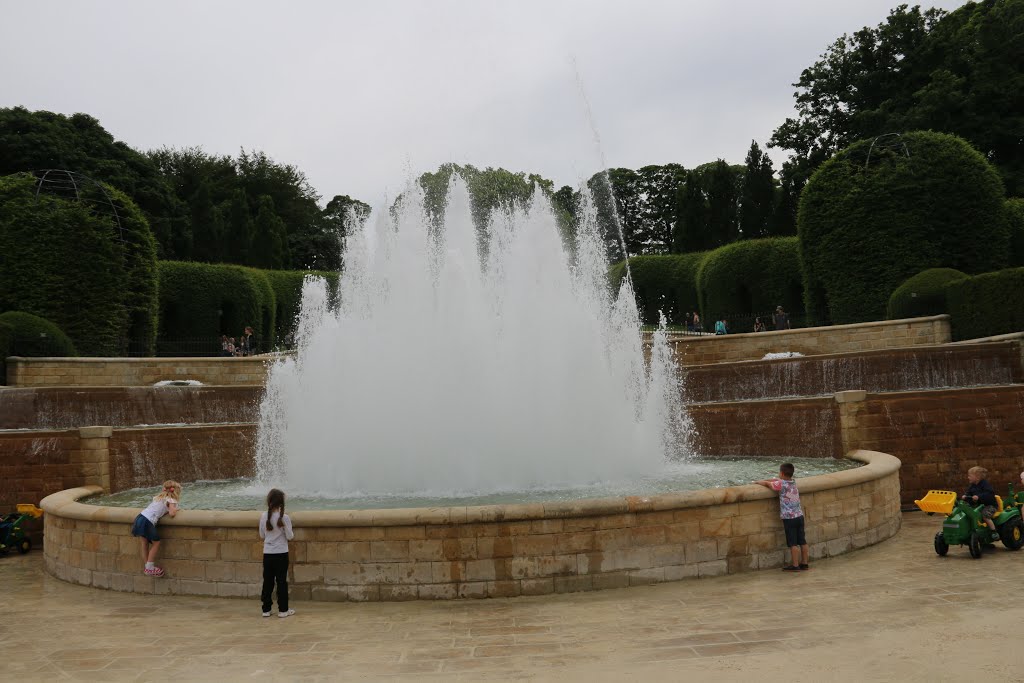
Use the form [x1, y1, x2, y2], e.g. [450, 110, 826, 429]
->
[667, 315, 951, 366]
[42, 452, 901, 601]
[6, 356, 271, 387]
[836, 386, 1024, 505]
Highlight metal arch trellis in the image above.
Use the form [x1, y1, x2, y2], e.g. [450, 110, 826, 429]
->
[31, 169, 126, 243]
[864, 133, 911, 170]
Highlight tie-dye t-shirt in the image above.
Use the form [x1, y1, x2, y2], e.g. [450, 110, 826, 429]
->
[769, 478, 803, 519]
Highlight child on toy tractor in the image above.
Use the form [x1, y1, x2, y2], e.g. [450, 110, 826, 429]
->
[963, 466, 998, 533]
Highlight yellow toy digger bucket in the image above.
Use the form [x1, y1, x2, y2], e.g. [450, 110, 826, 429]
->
[16, 504, 43, 518]
[914, 490, 958, 515]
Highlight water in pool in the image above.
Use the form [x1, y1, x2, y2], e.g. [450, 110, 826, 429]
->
[85, 457, 858, 511]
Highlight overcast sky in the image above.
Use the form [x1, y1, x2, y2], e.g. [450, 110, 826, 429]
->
[2, 0, 966, 206]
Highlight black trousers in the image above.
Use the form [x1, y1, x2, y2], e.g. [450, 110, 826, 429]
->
[261, 552, 289, 612]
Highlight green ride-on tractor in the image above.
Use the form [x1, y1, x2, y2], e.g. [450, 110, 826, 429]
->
[0, 504, 43, 555]
[915, 488, 1024, 558]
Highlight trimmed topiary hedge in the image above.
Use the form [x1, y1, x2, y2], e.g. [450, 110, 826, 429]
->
[945, 267, 1024, 341]
[156, 261, 276, 355]
[887, 268, 967, 320]
[799, 131, 1009, 324]
[695, 237, 804, 332]
[261, 269, 339, 343]
[0, 311, 77, 384]
[1008, 198, 1024, 267]
[610, 253, 708, 325]
[0, 173, 158, 356]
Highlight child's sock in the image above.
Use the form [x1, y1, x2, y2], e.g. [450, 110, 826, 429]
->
[145, 562, 155, 570]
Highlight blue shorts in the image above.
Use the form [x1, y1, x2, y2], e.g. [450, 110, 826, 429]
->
[131, 514, 160, 542]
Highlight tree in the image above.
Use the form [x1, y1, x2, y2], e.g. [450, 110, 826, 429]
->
[251, 196, 288, 269]
[635, 164, 686, 254]
[704, 160, 741, 247]
[739, 141, 776, 239]
[673, 169, 709, 253]
[770, 2, 1024, 197]
[0, 107, 189, 258]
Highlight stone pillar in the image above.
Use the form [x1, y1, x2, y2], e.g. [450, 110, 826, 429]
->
[834, 390, 867, 455]
[74, 426, 112, 492]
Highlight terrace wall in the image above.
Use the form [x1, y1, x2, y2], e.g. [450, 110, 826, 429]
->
[6, 356, 270, 387]
[667, 315, 951, 366]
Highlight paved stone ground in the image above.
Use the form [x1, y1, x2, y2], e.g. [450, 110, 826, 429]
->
[3, 512, 1023, 682]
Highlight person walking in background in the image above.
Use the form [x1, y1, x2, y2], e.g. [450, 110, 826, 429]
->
[715, 317, 728, 335]
[773, 306, 791, 330]
[753, 317, 766, 333]
[692, 311, 702, 333]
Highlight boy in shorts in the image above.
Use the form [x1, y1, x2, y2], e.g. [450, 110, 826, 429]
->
[755, 463, 809, 571]
[963, 466, 997, 532]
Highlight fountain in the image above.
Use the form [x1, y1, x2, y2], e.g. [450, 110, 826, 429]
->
[254, 176, 690, 500]
[39, 177, 903, 601]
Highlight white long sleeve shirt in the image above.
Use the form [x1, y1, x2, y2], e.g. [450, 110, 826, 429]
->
[258, 511, 294, 554]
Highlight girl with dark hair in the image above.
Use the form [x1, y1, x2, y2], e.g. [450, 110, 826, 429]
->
[259, 488, 295, 618]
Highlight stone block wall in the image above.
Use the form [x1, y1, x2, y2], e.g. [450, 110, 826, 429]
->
[837, 386, 1024, 505]
[0, 385, 262, 429]
[42, 452, 902, 601]
[6, 356, 271, 387]
[0, 429, 81, 513]
[667, 316, 951, 366]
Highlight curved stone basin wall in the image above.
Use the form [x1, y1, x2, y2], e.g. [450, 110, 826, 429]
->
[41, 450, 900, 601]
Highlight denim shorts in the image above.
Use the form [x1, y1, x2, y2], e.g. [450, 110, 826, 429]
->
[782, 516, 806, 547]
[131, 514, 160, 542]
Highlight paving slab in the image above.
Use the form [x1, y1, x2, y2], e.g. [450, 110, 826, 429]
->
[2, 512, 1022, 681]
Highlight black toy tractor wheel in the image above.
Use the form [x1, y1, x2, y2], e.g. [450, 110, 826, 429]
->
[968, 531, 984, 558]
[17, 537, 31, 554]
[999, 518, 1024, 551]
[934, 532, 949, 556]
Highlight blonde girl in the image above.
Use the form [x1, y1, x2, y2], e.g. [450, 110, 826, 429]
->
[130, 480, 180, 577]
[259, 488, 295, 618]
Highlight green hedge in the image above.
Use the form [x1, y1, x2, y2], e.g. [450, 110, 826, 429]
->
[1009, 198, 1024, 267]
[945, 267, 1024, 341]
[0, 173, 158, 356]
[105, 185, 160, 355]
[609, 253, 708, 325]
[886, 268, 967, 320]
[695, 237, 804, 331]
[261, 269, 339, 342]
[157, 261, 276, 354]
[799, 131, 1009, 324]
[0, 311, 77, 384]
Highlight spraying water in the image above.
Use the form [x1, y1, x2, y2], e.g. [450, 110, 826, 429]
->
[255, 177, 691, 497]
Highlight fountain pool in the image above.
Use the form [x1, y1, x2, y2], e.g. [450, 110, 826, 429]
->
[83, 456, 859, 511]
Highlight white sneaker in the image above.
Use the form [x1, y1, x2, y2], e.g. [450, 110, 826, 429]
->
[262, 611, 271, 618]
[278, 609, 295, 619]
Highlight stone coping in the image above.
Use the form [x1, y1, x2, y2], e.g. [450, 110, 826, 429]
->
[681, 338, 1014, 370]
[951, 332, 1024, 344]
[5, 355, 276, 363]
[42, 450, 897, 529]
[661, 315, 950, 344]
